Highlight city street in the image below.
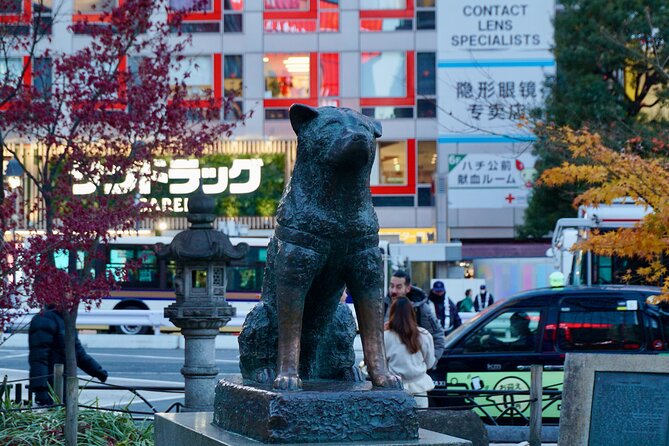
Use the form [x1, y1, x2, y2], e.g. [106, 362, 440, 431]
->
[0, 346, 243, 413]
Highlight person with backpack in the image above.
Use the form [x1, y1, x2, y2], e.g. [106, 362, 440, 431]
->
[384, 270, 446, 360]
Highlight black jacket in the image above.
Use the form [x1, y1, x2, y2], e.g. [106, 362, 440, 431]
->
[428, 291, 462, 331]
[29, 308, 106, 393]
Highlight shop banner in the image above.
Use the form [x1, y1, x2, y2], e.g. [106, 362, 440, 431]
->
[438, 0, 555, 57]
[438, 65, 552, 141]
[448, 153, 537, 208]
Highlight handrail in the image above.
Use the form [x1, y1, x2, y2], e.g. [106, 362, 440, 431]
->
[6, 309, 248, 333]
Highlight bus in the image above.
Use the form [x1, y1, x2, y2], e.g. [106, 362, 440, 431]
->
[85, 235, 391, 334]
[549, 202, 654, 286]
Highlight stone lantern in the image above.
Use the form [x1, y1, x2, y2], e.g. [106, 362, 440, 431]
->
[158, 188, 248, 412]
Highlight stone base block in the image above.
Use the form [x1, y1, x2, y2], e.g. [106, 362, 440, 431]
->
[154, 412, 472, 446]
[213, 379, 420, 444]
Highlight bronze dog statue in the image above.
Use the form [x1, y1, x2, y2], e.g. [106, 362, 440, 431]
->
[238, 104, 401, 391]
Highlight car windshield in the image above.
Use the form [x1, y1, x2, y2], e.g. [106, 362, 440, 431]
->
[444, 300, 501, 348]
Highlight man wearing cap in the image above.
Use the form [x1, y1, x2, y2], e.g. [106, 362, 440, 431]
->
[474, 284, 494, 312]
[428, 281, 461, 332]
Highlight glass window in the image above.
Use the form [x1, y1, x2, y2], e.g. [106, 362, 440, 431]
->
[0, 0, 22, 13]
[416, 10, 434, 29]
[265, 108, 289, 120]
[417, 99, 436, 118]
[417, 141, 436, 184]
[374, 141, 407, 185]
[74, 0, 117, 13]
[224, 13, 243, 32]
[557, 299, 644, 351]
[416, 0, 434, 6]
[360, 18, 412, 32]
[362, 107, 413, 119]
[0, 58, 24, 84]
[462, 310, 541, 353]
[108, 248, 133, 281]
[224, 0, 243, 10]
[171, 56, 213, 98]
[169, 0, 212, 11]
[54, 250, 85, 271]
[361, 52, 406, 98]
[319, 53, 338, 97]
[361, 0, 405, 9]
[263, 53, 310, 99]
[417, 52, 435, 95]
[33, 58, 52, 96]
[265, 19, 317, 33]
[224, 100, 244, 121]
[224, 55, 243, 96]
[264, 0, 308, 10]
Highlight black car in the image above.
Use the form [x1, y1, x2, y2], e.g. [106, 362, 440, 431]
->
[427, 286, 668, 421]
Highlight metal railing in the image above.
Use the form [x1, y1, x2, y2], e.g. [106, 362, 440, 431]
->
[1, 372, 185, 419]
[6, 309, 249, 334]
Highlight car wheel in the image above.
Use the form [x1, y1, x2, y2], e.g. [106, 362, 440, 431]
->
[114, 306, 150, 335]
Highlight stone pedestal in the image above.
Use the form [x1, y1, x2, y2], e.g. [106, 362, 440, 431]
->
[154, 412, 472, 446]
[213, 378, 417, 444]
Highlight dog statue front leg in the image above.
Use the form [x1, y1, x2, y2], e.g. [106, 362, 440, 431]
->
[344, 247, 402, 390]
[272, 241, 322, 391]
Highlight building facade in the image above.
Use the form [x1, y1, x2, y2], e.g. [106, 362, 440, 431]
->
[2, 0, 556, 290]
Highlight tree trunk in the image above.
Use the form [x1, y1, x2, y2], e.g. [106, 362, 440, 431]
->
[62, 308, 79, 446]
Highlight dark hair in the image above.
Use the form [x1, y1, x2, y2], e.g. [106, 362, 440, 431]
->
[386, 297, 420, 354]
[392, 269, 411, 285]
[465, 288, 472, 296]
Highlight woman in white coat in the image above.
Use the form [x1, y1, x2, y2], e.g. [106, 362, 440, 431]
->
[384, 296, 436, 408]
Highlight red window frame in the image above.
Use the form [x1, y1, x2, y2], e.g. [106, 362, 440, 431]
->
[0, 56, 32, 111]
[371, 139, 416, 195]
[0, 0, 31, 23]
[263, 52, 319, 108]
[360, 50, 415, 107]
[168, 0, 221, 22]
[360, 0, 413, 19]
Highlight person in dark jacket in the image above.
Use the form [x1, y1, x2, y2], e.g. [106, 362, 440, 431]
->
[384, 270, 446, 360]
[29, 306, 108, 406]
[427, 280, 462, 332]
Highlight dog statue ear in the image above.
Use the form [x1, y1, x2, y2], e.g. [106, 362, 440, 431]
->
[371, 119, 382, 138]
[290, 104, 319, 134]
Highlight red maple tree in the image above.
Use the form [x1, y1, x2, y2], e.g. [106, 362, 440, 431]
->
[0, 0, 243, 442]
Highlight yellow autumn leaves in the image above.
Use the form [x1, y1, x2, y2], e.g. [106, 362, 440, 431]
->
[540, 127, 669, 299]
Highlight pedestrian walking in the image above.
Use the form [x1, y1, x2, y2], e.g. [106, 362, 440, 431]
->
[458, 288, 474, 312]
[473, 284, 494, 312]
[384, 270, 446, 360]
[29, 305, 109, 406]
[384, 297, 436, 408]
[427, 280, 461, 331]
